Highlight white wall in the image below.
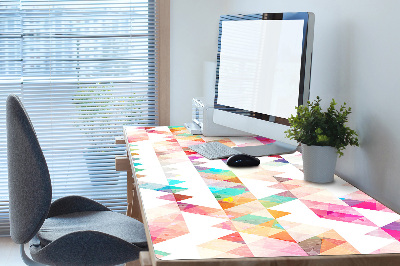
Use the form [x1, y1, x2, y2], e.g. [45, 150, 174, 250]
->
[170, 0, 400, 212]
[170, 0, 227, 125]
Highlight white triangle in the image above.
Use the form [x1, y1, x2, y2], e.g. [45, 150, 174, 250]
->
[181, 211, 233, 245]
[239, 177, 284, 199]
[353, 207, 400, 227]
[153, 233, 201, 260]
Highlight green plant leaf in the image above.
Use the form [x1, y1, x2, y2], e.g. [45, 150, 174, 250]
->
[285, 97, 359, 157]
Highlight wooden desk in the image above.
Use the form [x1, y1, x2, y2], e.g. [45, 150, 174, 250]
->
[119, 126, 400, 266]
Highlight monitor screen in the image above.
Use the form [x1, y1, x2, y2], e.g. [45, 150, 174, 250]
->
[213, 13, 314, 156]
[217, 19, 304, 119]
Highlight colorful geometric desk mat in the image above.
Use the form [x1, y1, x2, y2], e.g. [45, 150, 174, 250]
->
[124, 126, 400, 260]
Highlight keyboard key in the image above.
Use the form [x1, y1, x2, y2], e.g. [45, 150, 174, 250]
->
[188, 142, 242, 160]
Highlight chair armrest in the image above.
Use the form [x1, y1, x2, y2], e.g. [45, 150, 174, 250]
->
[47, 196, 110, 218]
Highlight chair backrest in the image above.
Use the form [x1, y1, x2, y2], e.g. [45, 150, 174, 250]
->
[7, 94, 52, 244]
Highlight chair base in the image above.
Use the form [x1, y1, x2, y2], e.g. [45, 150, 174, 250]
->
[20, 244, 45, 266]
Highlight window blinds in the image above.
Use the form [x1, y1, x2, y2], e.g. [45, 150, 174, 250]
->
[0, 0, 159, 236]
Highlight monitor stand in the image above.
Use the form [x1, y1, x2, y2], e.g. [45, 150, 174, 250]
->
[232, 141, 298, 157]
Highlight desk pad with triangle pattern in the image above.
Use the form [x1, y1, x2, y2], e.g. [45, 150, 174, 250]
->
[124, 126, 400, 260]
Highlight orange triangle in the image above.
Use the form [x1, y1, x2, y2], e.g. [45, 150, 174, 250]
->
[152, 236, 167, 244]
[267, 209, 291, 219]
[324, 238, 347, 247]
[259, 220, 275, 227]
[321, 242, 360, 255]
[218, 200, 239, 210]
[318, 229, 347, 242]
[226, 177, 244, 183]
[243, 225, 279, 237]
[230, 196, 257, 206]
[320, 238, 339, 253]
[269, 230, 297, 243]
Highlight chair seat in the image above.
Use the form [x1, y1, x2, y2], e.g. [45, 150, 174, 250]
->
[37, 211, 147, 248]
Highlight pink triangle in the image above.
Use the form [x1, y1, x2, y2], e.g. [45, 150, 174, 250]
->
[158, 193, 176, 201]
[352, 201, 388, 211]
[351, 216, 377, 227]
[229, 245, 254, 257]
[280, 243, 309, 256]
[213, 220, 237, 231]
[366, 228, 396, 239]
[311, 208, 376, 226]
[382, 228, 400, 241]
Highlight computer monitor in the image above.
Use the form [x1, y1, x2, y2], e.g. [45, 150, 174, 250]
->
[213, 12, 315, 156]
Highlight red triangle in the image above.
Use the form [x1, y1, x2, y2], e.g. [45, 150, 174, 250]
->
[219, 232, 246, 244]
[173, 194, 192, 202]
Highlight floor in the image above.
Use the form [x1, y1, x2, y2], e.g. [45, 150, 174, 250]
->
[0, 237, 25, 266]
[0, 237, 140, 266]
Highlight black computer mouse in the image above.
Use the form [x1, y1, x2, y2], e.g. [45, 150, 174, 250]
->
[226, 154, 260, 167]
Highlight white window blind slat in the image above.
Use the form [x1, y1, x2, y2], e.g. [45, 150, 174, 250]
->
[0, 0, 159, 236]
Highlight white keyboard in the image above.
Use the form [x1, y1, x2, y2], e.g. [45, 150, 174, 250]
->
[188, 142, 242, 160]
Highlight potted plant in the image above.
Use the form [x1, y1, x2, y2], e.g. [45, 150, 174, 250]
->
[72, 83, 137, 186]
[285, 96, 359, 183]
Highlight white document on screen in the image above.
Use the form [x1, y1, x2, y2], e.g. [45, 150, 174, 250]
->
[217, 19, 304, 118]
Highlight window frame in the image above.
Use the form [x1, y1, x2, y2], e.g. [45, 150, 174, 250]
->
[0, 0, 170, 237]
[156, 0, 170, 125]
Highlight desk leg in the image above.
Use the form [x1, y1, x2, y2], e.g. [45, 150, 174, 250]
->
[127, 169, 134, 217]
[139, 252, 152, 266]
[117, 137, 149, 266]
[127, 170, 143, 222]
[125, 251, 152, 266]
[125, 173, 150, 266]
[115, 155, 143, 222]
[125, 259, 140, 266]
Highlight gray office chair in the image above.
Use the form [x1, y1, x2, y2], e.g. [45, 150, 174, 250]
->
[6, 94, 148, 265]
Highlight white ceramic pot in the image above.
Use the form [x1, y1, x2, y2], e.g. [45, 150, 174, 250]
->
[301, 144, 338, 183]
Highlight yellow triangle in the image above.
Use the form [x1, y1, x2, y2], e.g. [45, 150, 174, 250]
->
[267, 209, 291, 219]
